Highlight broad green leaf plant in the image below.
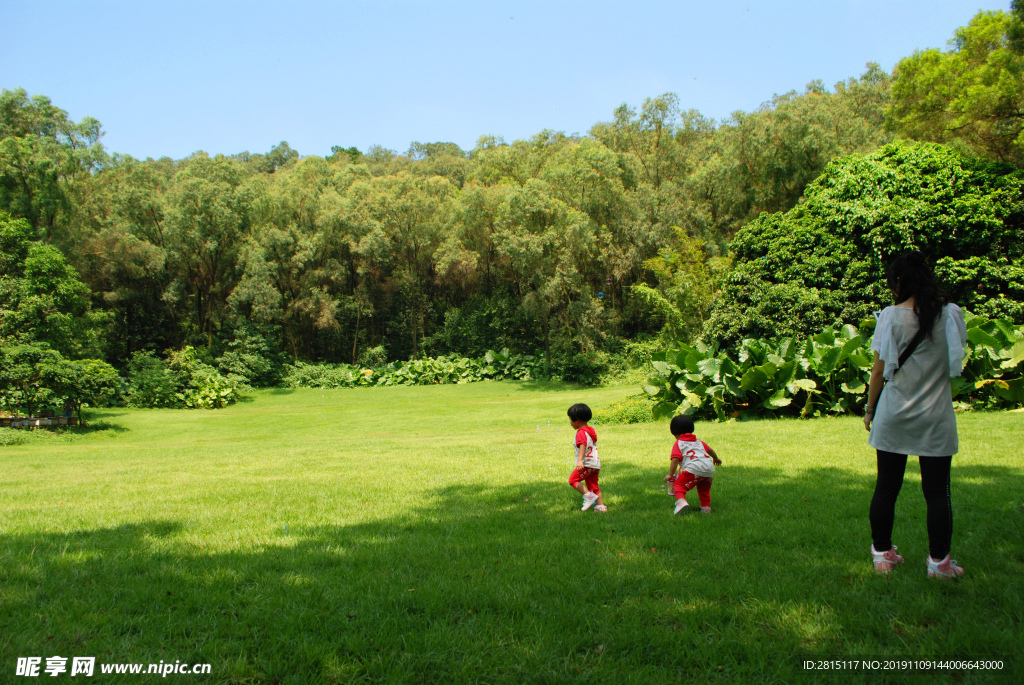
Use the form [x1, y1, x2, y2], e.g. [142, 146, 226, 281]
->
[645, 314, 1023, 421]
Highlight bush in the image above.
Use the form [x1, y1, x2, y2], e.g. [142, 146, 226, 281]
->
[646, 312, 1024, 421]
[706, 142, 1024, 348]
[552, 351, 608, 386]
[216, 327, 283, 387]
[124, 352, 178, 408]
[282, 349, 548, 390]
[167, 347, 243, 408]
[621, 338, 662, 368]
[0, 428, 28, 446]
[126, 347, 243, 409]
[592, 394, 656, 425]
[356, 345, 388, 368]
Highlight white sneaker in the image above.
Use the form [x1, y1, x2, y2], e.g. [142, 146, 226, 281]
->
[927, 554, 964, 579]
[673, 498, 689, 515]
[871, 544, 904, 573]
[581, 492, 598, 511]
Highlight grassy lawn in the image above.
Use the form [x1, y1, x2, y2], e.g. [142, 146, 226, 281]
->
[1, 382, 1021, 683]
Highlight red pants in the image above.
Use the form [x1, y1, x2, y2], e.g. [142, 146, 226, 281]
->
[569, 467, 600, 495]
[674, 471, 712, 507]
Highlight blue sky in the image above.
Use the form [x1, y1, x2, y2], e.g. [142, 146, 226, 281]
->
[2, 1, 1011, 160]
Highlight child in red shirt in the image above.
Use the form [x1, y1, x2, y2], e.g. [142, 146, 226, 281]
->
[665, 414, 722, 514]
[567, 403, 606, 512]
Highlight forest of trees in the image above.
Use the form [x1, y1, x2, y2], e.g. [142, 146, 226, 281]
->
[1, 7, 1022, 395]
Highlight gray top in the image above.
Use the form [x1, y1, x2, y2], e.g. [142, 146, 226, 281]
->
[868, 304, 968, 457]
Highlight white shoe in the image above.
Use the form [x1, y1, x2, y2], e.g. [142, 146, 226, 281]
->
[581, 492, 598, 511]
[927, 554, 964, 579]
[871, 544, 904, 573]
[673, 498, 689, 515]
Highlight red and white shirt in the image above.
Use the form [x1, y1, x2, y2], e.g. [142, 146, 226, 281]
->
[575, 426, 600, 469]
[671, 433, 714, 477]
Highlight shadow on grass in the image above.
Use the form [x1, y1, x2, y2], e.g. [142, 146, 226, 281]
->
[85, 411, 128, 419]
[504, 379, 591, 393]
[0, 420, 128, 446]
[69, 420, 129, 434]
[1, 464, 1021, 683]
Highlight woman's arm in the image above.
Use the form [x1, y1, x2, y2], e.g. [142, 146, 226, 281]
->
[864, 352, 885, 432]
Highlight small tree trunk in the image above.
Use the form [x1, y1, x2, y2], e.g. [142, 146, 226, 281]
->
[543, 312, 551, 371]
[352, 308, 361, 365]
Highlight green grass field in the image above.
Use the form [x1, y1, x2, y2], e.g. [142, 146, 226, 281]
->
[2, 382, 1022, 684]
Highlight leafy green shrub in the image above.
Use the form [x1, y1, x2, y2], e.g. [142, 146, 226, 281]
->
[283, 349, 547, 389]
[954, 313, 1024, 408]
[216, 327, 282, 387]
[621, 338, 662, 368]
[167, 347, 243, 409]
[482, 348, 543, 381]
[282, 362, 374, 389]
[356, 345, 388, 368]
[0, 428, 28, 446]
[647, 313, 1024, 421]
[552, 351, 608, 386]
[706, 142, 1024, 348]
[126, 348, 242, 408]
[592, 394, 656, 425]
[125, 352, 178, 408]
[41, 357, 122, 424]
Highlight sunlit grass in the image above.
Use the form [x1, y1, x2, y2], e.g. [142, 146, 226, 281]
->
[1, 383, 1021, 683]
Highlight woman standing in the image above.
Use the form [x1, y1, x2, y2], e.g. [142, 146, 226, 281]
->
[863, 251, 968, 579]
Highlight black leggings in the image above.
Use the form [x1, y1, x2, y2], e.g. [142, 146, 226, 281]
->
[869, 451, 953, 560]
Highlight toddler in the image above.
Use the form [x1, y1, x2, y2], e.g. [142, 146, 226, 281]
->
[665, 414, 721, 514]
[567, 403, 606, 512]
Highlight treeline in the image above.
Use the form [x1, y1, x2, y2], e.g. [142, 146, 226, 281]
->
[2, 7, 1023, 385]
[0, 65, 892, 377]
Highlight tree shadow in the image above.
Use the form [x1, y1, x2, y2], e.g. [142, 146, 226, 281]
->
[0, 420, 129, 444]
[1, 464, 1020, 683]
[492, 379, 592, 393]
[85, 411, 128, 419]
[67, 420, 130, 434]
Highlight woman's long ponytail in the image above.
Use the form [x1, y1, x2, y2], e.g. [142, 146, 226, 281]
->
[885, 251, 946, 337]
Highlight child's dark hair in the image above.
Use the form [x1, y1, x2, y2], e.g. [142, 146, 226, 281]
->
[670, 414, 694, 435]
[567, 403, 592, 422]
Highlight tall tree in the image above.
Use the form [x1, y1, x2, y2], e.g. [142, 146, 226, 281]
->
[0, 89, 106, 238]
[164, 154, 251, 345]
[0, 211, 106, 358]
[889, 10, 1024, 166]
[347, 172, 454, 358]
[689, 65, 892, 238]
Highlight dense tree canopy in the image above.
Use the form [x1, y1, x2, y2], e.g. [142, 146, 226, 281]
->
[705, 142, 1024, 347]
[2, 7, 1023, 387]
[889, 9, 1024, 165]
[0, 211, 105, 358]
[0, 89, 105, 238]
[0, 65, 885, 374]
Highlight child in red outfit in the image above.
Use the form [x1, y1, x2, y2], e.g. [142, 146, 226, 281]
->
[567, 403, 606, 512]
[665, 414, 722, 514]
